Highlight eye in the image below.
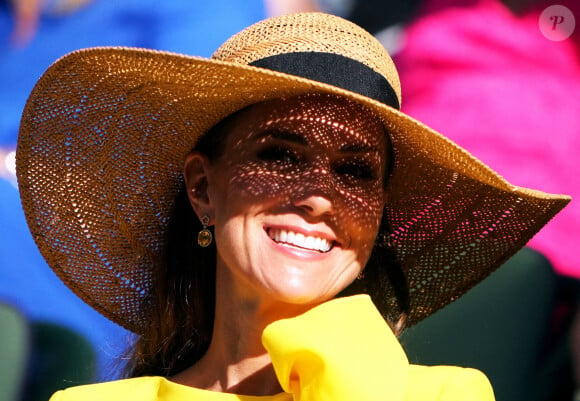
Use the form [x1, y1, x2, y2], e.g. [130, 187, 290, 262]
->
[257, 145, 300, 165]
[334, 160, 376, 181]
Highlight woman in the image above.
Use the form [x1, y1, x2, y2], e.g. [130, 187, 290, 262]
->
[16, 12, 569, 401]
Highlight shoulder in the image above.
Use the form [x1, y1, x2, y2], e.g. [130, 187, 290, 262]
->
[49, 377, 166, 401]
[407, 365, 495, 401]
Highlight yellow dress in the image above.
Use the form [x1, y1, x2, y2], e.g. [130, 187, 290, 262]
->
[50, 295, 495, 401]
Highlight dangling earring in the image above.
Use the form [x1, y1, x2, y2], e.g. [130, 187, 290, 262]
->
[357, 270, 365, 280]
[197, 215, 213, 247]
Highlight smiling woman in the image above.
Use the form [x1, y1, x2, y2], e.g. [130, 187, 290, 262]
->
[16, 11, 569, 401]
[194, 95, 387, 296]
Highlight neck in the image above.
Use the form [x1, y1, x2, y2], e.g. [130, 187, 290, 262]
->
[171, 261, 306, 396]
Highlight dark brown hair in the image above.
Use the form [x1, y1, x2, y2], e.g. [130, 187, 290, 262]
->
[124, 104, 409, 378]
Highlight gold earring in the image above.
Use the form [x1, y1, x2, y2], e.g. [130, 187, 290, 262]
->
[197, 215, 213, 247]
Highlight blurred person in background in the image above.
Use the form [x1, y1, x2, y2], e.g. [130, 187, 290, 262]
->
[392, 0, 579, 281]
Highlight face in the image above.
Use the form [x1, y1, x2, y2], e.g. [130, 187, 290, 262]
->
[188, 94, 389, 309]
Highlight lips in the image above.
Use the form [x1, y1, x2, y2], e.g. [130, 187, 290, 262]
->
[267, 227, 334, 253]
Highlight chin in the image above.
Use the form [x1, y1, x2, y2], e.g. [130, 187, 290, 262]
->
[266, 279, 345, 307]
[276, 292, 327, 306]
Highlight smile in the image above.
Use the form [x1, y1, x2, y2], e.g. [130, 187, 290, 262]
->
[267, 228, 333, 253]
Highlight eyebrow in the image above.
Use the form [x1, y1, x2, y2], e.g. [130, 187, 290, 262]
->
[339, 142, 381, 155]
[255, 129, 308, 146]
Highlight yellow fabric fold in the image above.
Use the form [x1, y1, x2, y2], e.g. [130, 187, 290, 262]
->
[262, 295, 495, 401]
[262, 295, 409, 401]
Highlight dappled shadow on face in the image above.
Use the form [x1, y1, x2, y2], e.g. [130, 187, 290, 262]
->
[214, 94, 390, 266]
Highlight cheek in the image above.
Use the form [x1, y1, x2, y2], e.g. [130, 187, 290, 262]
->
[228, 161, 298, 201]
[333, 189, 384, 268]
[338, 184, 384, 220]
[340, 206, 383, 262]
[331, 179, 385, 236]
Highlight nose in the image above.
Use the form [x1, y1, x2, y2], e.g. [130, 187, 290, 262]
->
[291, 166, 336, 217]
[292, 193, 335, 217]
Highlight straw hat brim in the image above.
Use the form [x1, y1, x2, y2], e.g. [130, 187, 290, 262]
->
[17, 47, 570, 334]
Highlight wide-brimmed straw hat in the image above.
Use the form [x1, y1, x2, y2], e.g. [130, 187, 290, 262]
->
[17, 12, 569, 334]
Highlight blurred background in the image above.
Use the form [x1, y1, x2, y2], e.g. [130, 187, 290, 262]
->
[0, 0, 578, 400]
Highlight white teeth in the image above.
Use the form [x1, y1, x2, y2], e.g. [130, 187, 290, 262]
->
[314, 237, 322, 250]
[295, 233, 305, 245]
[268, 228, 332, 253]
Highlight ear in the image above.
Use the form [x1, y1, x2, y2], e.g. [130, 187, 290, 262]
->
[183, 151, 214, 223]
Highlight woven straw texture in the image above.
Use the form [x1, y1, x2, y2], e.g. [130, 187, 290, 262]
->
[17, 13, 569, 334]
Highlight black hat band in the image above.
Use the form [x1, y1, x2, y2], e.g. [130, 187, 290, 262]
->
[250, 52, 400, 110]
